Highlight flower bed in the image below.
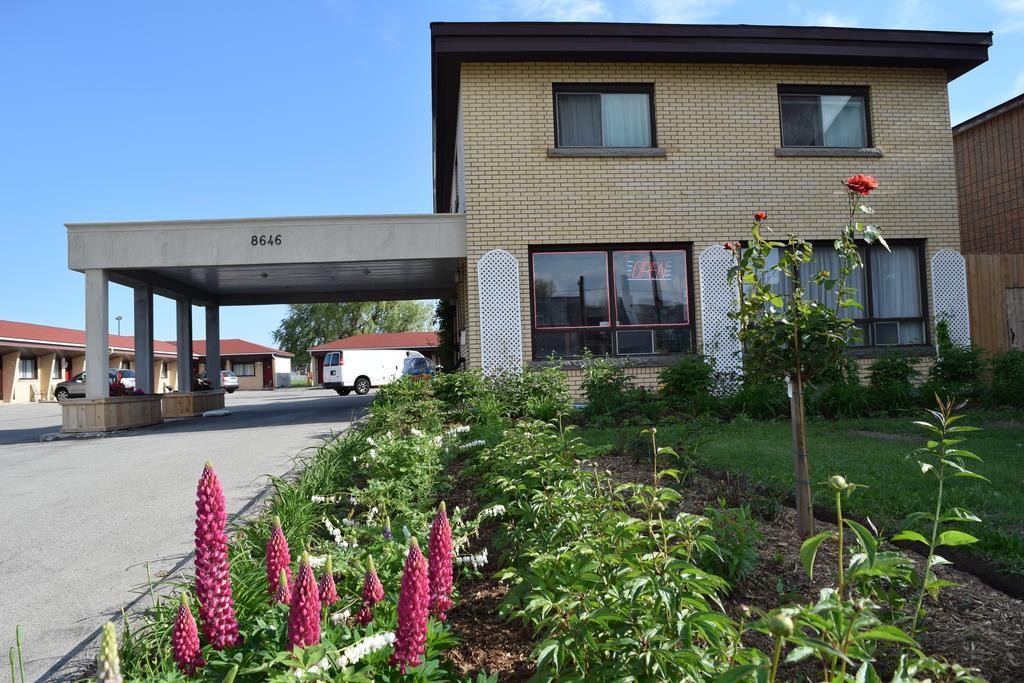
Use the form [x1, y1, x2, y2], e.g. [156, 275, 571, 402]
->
[97, 369, 1015, 681]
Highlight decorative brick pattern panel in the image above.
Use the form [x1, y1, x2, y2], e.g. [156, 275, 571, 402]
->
[459, 62, 962, 372]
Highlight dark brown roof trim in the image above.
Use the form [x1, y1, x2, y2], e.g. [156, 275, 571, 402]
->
[953, 92, 1024, 135]
[431, 21, 992, 212]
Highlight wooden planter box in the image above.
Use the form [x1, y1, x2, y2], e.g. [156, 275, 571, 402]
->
[61, 394, 164, 433]
[162, 390, 226, 418]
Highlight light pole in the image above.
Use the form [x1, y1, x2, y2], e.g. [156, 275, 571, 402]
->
[115, 315, 122, 336]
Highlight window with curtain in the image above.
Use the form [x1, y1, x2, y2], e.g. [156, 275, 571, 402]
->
[52, 359, 63, 379]
[759, 242, 925, 347]
[555, 85, 654, 148]
[18, 357, 38, 380]
[779, 86, 870, 148]
[234, 362, 256, 377]
[531, 246, 692, 359]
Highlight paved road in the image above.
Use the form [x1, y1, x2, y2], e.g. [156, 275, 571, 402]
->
[0, 388, 371, 681]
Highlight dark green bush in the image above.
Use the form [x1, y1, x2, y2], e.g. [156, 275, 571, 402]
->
[925, 320, 985, 401]
[723, 378, 789, 420]
[700, 500, 763, 586]
[989, 349, 1024, 407]
[808, 356, 869, 418]
[579, 350, 635, 419]
[658, 354, 720, 414]
[866, 352, 920, 413]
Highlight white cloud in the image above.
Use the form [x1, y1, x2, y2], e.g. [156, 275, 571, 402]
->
[888, 0, 935, 29]
[635, 0, 735, 23]
[995, 0, 1024, 32]
[806, 11, 859, 27]
[512, 0, 610, 21]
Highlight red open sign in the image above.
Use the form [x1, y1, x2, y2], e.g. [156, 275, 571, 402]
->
[627, 259, 672, 281]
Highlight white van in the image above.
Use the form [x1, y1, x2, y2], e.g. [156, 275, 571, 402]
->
[321, 349, 423, 395]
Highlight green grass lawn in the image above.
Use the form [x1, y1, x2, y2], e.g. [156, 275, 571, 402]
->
[579, 411, 1024, 574]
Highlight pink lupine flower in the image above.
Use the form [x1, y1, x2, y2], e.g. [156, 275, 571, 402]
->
[287, 553, 322, 651]
[390, 538, 429, 673]
[171, 593, 205, 676]
[428, 501, 454, 621]
[194, 462, 241, 649]
[274, 568, 292, 605]
[266, 516, 292, 599]
[355, 555, 385, 626]
[319, 556, 340, 606]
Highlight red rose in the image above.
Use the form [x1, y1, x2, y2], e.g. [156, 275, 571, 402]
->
[845, 174, 878, 196]
[723, 242, 736, 251]
[753, 211, 767, 221]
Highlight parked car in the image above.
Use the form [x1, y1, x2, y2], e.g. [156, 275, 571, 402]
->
[402, 356, 436, 381]
[194, 370, 239, 393]
[322, 349, 423, 396]
[54, 369, 136, 401]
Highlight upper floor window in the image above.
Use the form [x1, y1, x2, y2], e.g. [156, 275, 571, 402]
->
[554, 84, 654, 148]
[778, 86, 870, 148]
[530, 245, 692, 359]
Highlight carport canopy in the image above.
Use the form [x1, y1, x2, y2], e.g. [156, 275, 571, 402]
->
[65, 213, 465, 397]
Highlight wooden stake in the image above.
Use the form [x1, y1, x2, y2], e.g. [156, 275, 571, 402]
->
[790, 371, 814, 538]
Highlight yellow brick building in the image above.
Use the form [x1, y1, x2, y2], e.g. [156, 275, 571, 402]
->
[431, 23, 991, 388]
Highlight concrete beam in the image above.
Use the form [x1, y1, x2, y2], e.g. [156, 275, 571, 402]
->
[175, 298, 192, 392]
[134, 285, 154, 394]
[66, 214, 466, 271]
[84, 269, 109, 399]
[205, 306, 221, 389]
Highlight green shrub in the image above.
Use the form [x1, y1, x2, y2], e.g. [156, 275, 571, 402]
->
[807, 356, 869, 418]
[701, 500, 763, 585]
[867, 352, 919, 413]
[924, 319, 985, 401]
[722, 378, 789, 420]
[989, 349, 1024, 407]
[579, 350, 635, 419]
[658, 354, 720, 414]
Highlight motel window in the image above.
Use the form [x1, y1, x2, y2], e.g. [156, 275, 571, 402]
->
[778, 86, 870, 148]
[52, 359, 63, 379]
[234, 362, 256, 377]
[160, 362, 168, 378]
[554, 84, 654, 148]
[761, 241, 925, 347]
[18, 357, 38, 380]
[530, 246, 693, 359]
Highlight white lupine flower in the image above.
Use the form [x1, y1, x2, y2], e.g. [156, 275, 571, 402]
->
[308, 555, 327, 568]
[476, 504, 506, 521]
[410, 428, 424, 437]
[336, 631, 396, 669]
[459, 439, 486, 450]
[331, 609, 352, 625]
[402, 525, 411, 540]
[454, 548, 488, 569]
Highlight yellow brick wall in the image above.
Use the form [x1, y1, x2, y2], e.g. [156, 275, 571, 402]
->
[459, 61, 960, 380]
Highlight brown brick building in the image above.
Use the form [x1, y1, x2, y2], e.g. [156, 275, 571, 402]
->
[433, 23, 991, 386]
[953, 94, 1024, 351]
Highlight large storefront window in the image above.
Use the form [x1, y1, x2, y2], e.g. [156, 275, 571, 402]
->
[531, 246, 693, 359]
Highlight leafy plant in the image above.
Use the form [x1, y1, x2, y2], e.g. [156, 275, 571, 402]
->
[659, 354, 720, 413]
[924, 320, 985, 402]
[895, 396, 986, 632]
[868, 352, 920, 413]
[701, 501, 763, 585]
[988, 348, 1024, 407]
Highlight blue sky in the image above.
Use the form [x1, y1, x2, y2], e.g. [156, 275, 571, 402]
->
[1, 0, 1021, 347]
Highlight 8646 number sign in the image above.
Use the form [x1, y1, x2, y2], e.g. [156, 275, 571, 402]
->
[251, 234, 282, 246]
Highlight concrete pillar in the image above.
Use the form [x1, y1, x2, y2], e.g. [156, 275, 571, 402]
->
[1, 351, 19, 403]
[176, 298, 192, 392]
[85, 269, 109, 399]
[133, 286, 154, 394]
[205, 306, 221, 389]
[38, 353, 56, 401]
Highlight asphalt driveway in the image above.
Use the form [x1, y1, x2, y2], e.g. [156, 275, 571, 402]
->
[0, 388, 371, 680]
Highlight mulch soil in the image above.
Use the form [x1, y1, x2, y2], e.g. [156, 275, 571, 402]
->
[593, 453, 1024, 683]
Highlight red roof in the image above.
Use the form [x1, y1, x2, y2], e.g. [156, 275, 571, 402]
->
[310, 332, 440, 352]
[193, 339, 293, 358]
[0, 320, 178, 356]
[0, 320, 289, 357]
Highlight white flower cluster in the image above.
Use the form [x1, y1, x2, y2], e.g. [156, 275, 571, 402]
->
[410, 428, 424, 437]
[454, 548, 488, 569]
[341, 517, 359, 527]
[336, 631, 396, 669]
[476, 504, 506, 522]
[446, 424, 471, 437]
[330, 609, 352, 625]
[324, 516, 342, 544]
[365, 506, 379, 523]
[293, 656, 331, 679]
[459, 439, 486, 451]
[310, 494, 340, 503]
[307, 555, 327, 569]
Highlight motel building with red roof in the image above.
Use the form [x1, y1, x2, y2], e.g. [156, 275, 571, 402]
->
[308, 332, 440, 387]
[0, 320, 292, 403]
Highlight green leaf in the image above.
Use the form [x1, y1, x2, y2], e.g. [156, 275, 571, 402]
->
[918, 461, 934, 474]
[785, 646, 816, 663]
[857, 204, 876, 214]
[844, 519, 877, 564]
[858, 625, 917, 645]
[891, 530, 928, 545]
[937, 530, 979, 547]
[714, 664, 763, 683]
[939, 508, 981, 524]
[800, 531, 833, 580]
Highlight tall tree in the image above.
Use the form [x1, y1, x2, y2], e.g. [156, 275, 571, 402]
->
[272, 301, 435, 369]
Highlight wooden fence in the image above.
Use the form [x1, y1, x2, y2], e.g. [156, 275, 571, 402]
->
[965, 254, 1024, 353]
